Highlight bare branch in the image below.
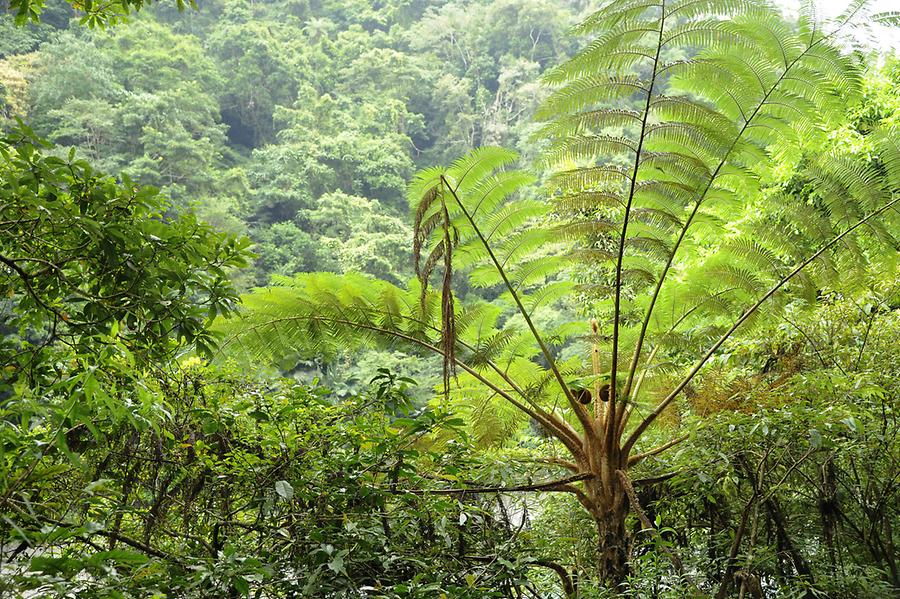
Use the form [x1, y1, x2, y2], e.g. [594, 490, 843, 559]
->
[628, 434, 689, 466]
[617, 469, 684, 575]
[393, 472, 594, 495]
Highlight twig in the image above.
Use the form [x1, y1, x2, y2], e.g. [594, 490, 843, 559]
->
[391, 472, 594, 495]
[628, 434, 689, 465]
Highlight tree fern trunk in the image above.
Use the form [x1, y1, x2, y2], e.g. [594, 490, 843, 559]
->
[584, 459, 630, 587]
[594, 496, 629, 587]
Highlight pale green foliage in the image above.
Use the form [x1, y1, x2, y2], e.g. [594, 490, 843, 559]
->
[5, 1, 900, 594]
[308, 192, 412, 283]
[537, 0, 900, 419]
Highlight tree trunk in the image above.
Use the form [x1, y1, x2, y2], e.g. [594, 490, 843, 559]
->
[582, 468, 630, 587]
[595, 503, 630, 585]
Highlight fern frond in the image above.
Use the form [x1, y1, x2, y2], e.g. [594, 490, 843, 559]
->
[665, 0, 754, 21]
[541, 135, 638, 168]
[549, 165, 632, 192]
[553, 191, 624, 214]
[660, 19, 735, 49]
[538, 108, 643, 140]
[572, 0, 662, 35]
[536, 77, 649, 121]
[446, 146, 520, 195]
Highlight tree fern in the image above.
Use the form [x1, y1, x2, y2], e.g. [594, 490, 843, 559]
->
[541, 0, 895, 419]
[223, 0, 900, 585]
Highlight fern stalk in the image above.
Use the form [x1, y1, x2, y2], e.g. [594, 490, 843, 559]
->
[440, 175, 596, 435]
[609, 0, 666, 454]
[625, 193, 900, 453]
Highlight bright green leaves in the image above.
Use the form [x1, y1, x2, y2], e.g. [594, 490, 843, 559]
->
[534, 0, 900, 419]
[5, 0, 43, 25]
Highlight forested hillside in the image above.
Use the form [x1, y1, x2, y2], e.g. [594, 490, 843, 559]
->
[1, 0, 588, 391]
[1, 1, 899, 598]
[1, 0, 580, 285]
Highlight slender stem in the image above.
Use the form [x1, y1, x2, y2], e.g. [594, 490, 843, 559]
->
[630, 344, 659, 403]
[358, 317, 585, 457]
[8, 503, 180, 562]
[591, 318, 603, 421]
[608, 0, 666, 451]
[618, 344, 659, 438]
[624, 195, 900, 454]
[393, 472, 594, 495]
[854, 309, 876, 371]
[617, 469, 685, 574]
[627, 433, 689, 466]
[617, 288, 737, 438]
[618, 290, 736, 438]
[781, 313, 843, 374]
[0, 395, 79, 505]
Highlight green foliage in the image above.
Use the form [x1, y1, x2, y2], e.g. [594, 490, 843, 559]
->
[0, 124, 251, 383]
[2, 0, 585, 292]
[227, 146, 586, 445]
[647, 309, 900, 595]
[0, 362, 543, 597]
[4, 1, 900, 597]
[252, 221, 327, 280]
[26, 29, 229, 205]
[227, 1, 900, 591]
[0, 125, 544, 598]
[6, 0, 196, 28]
[537, 0, 900, 370]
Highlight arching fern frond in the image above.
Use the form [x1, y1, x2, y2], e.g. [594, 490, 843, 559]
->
[537, 0, 898, 449]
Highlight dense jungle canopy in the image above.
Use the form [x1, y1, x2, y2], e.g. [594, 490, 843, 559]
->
[1, 0, 899, 597]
